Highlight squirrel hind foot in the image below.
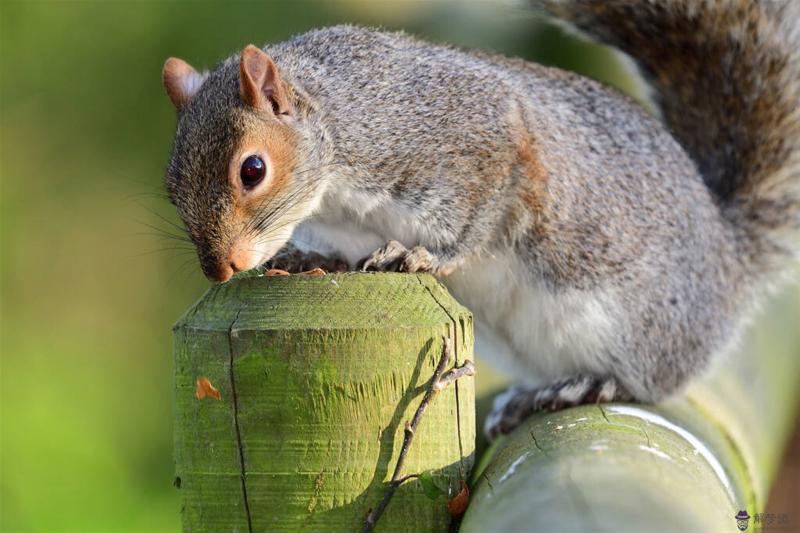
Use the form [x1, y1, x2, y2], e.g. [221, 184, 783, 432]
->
[484, 376, 632, 441]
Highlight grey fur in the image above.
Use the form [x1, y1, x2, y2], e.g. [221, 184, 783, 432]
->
[164, 1, 799, 438]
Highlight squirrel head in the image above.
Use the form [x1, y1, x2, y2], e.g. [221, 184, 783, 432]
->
[163, 45, 318, 282]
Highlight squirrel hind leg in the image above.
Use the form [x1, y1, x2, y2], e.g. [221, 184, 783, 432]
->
[483, 376, 633, 441]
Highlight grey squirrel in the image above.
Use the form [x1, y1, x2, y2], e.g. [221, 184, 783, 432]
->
[161, 0, 800, 439]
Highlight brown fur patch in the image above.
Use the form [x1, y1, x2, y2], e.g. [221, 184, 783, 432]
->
[515, 128, 550, 237]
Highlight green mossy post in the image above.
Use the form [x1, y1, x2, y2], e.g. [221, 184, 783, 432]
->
[173, 272, 475, 532]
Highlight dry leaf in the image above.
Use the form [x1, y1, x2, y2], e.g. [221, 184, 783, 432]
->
[195, 377, 221, 401]
[447, 481, 469, 519]
[265, 268, 290, 277]
[299, 267, 326, 276]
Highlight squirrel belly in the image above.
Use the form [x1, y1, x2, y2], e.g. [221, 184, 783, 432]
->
[162, 1, 799, 436]
[445, 251, 626, 389]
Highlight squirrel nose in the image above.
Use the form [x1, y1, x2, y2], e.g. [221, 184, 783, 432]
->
[214, 259, 243, 283]
[229, 260, 243, 275]
[214, 263, 234, 283]
[228, 248, 251, 276]
[210, 240, 252, 283]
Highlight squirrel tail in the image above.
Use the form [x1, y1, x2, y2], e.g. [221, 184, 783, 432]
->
[540, 0, 800, 264]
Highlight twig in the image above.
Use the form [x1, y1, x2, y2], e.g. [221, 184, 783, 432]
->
[363, 337, 476, 533]
[435, 360, 476, 391]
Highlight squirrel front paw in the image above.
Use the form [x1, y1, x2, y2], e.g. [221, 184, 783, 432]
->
[265, 246, 349, 274]
[358, 240, 435, 273]
[484, 376, 632, 441]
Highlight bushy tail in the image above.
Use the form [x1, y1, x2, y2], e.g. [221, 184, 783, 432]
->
[540, 0, 800, 260]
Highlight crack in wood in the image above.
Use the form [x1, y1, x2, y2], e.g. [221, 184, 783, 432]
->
[530, 429, 547, 455]
[227, 308, 253, 533]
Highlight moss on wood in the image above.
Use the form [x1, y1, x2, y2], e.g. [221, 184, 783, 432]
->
[173, 272, 475, 532]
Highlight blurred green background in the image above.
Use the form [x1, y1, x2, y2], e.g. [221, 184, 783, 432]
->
[1, 1, 797, 531]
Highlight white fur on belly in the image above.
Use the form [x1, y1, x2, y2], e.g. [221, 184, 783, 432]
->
[293, 185, 458, 266]
[444, 251, 620, 384]
[291, 219, 384, 265]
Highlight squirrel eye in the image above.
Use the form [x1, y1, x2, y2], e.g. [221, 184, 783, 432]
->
[240, 155, 266, 188]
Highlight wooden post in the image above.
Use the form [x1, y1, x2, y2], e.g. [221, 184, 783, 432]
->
[173, 272, 475, 532]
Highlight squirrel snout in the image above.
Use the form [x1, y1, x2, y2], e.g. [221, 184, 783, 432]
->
[201, 259, 236, 283]
[213, 263, 235, 283]
[204, 245, 252, 283]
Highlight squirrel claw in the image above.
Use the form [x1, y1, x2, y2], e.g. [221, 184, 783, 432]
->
[401, 246, 435, 273]
[265, 268, 291, 277]
[359, 240, 435, 273]
[299, 267, 326, 276]
[359, 240, 408, 271]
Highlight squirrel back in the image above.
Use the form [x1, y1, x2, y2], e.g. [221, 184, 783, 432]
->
[540, 0, 800, 269]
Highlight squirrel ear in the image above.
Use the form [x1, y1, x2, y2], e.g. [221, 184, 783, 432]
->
[162, 57, 207, 110]
[239, 45, 292, 116]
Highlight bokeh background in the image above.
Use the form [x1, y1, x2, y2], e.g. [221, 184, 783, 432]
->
[1, 1, 798, 531]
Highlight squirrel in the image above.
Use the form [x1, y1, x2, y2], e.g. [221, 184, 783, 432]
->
[161, 0, 799, 439]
